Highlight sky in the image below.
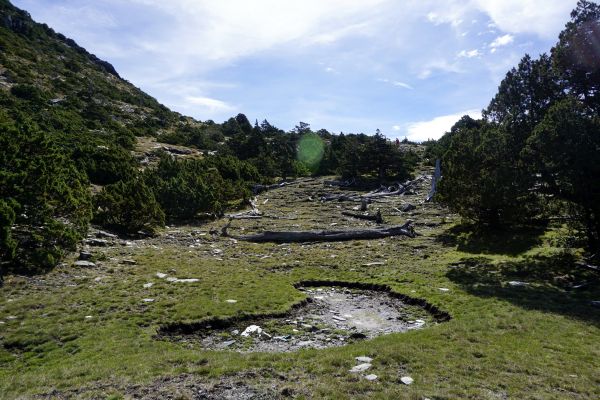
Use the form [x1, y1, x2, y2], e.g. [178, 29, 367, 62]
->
[13, 0, 579, 141]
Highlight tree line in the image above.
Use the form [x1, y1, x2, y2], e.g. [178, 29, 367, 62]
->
[430, 0, 600, 252]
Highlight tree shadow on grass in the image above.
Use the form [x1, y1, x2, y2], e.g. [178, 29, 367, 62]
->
[446, 254, 600, 326]
[436, 223, 547, 256]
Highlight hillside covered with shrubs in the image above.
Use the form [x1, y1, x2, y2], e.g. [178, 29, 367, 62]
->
[0, 0, 418, 276]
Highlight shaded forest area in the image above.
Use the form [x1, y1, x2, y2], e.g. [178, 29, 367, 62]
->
[426, 0, 600, 256]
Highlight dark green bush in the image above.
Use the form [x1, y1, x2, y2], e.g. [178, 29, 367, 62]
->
[0, 115, 92, 273]
[93, 178, 165, 235]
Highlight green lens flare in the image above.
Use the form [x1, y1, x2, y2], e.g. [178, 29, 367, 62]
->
[297, 133, 325, 171]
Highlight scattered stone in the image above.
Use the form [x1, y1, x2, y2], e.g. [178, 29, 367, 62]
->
[355, 356, 373, 363]
[401, 204, 416, 212]
[166, 277, 178, 282]
[143, 283, 154, 288]
[74, 260, 96, 268]
[174, 278, 199, 283]
[212, 249, 223, 255]
[94, 277, 102, 282]
[222, 340, 236, 348]
[365, 374, 378, 381]
[438, 288, 450, 292]
[241, 325, 263, 337]
[85, 238, 109, 247]
[412, 319, 426, 328]
[363, 261, 385, 266]
[349, 363, 372, 373]
[142, 298, 154, 303]
[121, 259, 137, 265]
[297, 340, 314, 347]
[231, 330, 239, 335]
[508, 281, 529, 287]
[6, 316, 17, 320]
[400, 376, 414, 385]
[349, 332, 367, 340]
[332, 315, 347, 322]
[225, 299, 238, 304]
[96, 230, 117, 239]
[78, 251, 92, 260]
[84, 316, 93, 320]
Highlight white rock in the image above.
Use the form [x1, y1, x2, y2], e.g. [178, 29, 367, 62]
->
[332, 315, 347, 322]
[143, 283, 154, 288]
[142, 298, 154, 303]
[166, 277, 178, 282]
[363, 262, 385, 266]
[349, 363, 372, 373]
[84, 316, 93, 320]
[74, 260, 95, 268]
[364, 374, 378, 381]
[355, 356, 373, 363]
[156, 272, 167, 279]
[438, 288, 450, 292]
[225, 299, 238, 304]
[94, 277, 103, 282]
[400, 376, 414, 385]
[508, 281, 529, 287]
[6, 316, 17, 320]
[241, 325, 263, 337]
[175, 278, 199, 283]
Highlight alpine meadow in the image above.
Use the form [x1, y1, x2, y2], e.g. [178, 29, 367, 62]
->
[0, 0, 599, 399]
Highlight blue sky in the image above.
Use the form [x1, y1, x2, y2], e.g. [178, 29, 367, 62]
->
[14, 0, 578, 140]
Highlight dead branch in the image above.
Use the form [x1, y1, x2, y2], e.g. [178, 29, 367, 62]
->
[252, 178, 314, 195]
[320, 176, 426, 203]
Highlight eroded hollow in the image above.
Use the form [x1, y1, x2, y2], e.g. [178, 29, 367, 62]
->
[156, 281, 451, 352]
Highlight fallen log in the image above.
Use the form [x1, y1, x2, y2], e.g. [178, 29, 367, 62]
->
[222, 221, 415, 243]
[341, 210, 383, 223]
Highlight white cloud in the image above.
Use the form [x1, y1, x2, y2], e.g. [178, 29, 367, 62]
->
[125, 0, 387, 69]
[378, 78, 413, 89]
[457, 49, 481, 58]
[418, 59, 463, 79]
[392, 81, 413, 89]
[392, 125, 401, 131]
[490, 34, 514, 48]
[405, 109, 482, 142]
[184, 96, 235, 114]
[425, 0, 577, 38]
[472, 0, 578, 38]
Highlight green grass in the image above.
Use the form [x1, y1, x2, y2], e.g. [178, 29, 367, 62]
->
[1, 177, 599, 399]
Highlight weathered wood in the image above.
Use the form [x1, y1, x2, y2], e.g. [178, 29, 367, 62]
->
[252, 178, 314, 195]
[222, 221, 415, 243]
[320, 176, 425, 202]
[426, 159, 441, 202]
